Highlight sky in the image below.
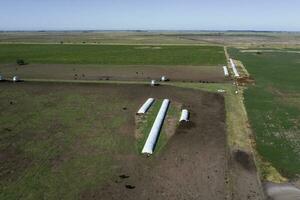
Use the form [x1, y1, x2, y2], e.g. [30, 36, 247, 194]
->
[0, 0, 299, 31]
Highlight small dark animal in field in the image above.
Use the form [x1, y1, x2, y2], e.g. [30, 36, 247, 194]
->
[125, 184, 135, 189]
[122, 107, 127, 111]
[16, 59, 27, 66]
[3, 128, 12, 132]
[119, 174, 130, 179]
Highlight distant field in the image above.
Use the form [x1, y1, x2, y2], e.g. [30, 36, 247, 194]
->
[229, 48, 300, 177]
[0, 44, 226, 66]
[1, 31, 300, 46]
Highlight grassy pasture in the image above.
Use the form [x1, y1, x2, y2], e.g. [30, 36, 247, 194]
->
[229, 48, 300, 178]
[1, 31, 300, 46]
[0, 82, 185, 199]
[0, 44, 225, 66]
[0, 83, 136, 200]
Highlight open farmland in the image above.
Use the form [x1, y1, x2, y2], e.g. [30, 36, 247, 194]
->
[0, 34, 269, 200]
[228, 48, 300, 178]
[0, 44, 227, 83]
[0, 82, 230, 200]
[0, 44, 226, 66]
[1, 31, 300, 47]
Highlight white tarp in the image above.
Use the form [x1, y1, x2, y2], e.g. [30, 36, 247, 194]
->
[142, 99, 170, 154]
[230, 59, 240, 77]
[137, 98, 155, 114]
[179, 109, 189, 122]
[223, 66, 229, 77]
[161, 76, 167, 81]
[13, 76, 19, 82]
[151, 80, 157, 86]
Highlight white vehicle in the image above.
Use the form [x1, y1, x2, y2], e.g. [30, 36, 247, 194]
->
[13, 76, 19, 82]
[161, 76, 167, 81]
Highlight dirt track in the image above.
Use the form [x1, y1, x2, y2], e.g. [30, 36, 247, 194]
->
[0, 64, 228, 83]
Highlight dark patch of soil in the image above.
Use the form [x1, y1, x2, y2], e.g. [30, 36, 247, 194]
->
[237, 76, 255, 85]
[230, 149, 263, 200]
[178, 121, 196, 129]
[0, 146, 31, 182]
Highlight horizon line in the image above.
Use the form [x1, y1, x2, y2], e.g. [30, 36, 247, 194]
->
[0, 29, 300, 33]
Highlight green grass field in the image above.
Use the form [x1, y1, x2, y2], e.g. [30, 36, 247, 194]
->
[0, 44, 225, 66]
[0, 82, 183, 199]
[229, 48, 300, 178]
[0, 83, 136, 200]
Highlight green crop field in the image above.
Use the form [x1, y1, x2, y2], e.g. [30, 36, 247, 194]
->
[0, 44, 225, 66]
[229, 48, 300, 178]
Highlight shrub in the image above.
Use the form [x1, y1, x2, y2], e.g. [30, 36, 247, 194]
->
[16, 59, 27, 65]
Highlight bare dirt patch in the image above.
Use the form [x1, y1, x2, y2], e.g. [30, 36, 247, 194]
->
[0, 64, 228, 83]
[134, 46, 162, 49]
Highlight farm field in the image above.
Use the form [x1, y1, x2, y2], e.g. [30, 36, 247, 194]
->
[1, 31, 300, 46]
[0, 64, 227, 83]
[228, 48, 300, 178]
[0, 44, 226, 66]
[0, 35, 275, 200]
[0, 82, 230, 200]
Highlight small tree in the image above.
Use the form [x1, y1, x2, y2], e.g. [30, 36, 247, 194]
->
[16, 59, 26, 65]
